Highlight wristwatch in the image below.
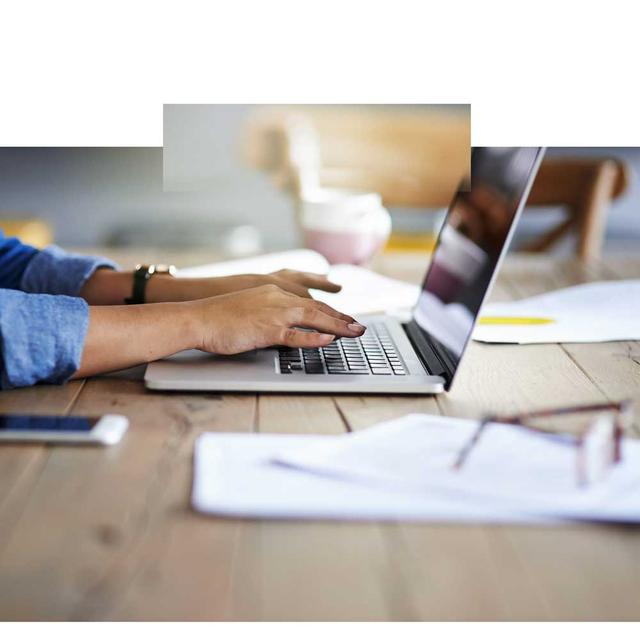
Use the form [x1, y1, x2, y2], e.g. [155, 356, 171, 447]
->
[125, 264, 177, 304]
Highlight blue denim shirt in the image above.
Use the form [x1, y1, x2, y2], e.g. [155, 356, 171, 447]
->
[0, 233, 117, 389]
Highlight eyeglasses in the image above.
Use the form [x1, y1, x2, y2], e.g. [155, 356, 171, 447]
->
[453, 400, 633, 486]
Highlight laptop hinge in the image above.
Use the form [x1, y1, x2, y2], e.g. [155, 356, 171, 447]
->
[403, 320, 454, 389]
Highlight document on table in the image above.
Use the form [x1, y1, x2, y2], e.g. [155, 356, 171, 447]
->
[192, 431, 551, 524]
[474, 280, 640, 344]
[274, 414, 640, 522]
[192, 413, 640, 524]
[177, 250, 420, 316]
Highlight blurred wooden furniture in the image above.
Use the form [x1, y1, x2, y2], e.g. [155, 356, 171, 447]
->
[0, 217, 53, 248]
[243, 105, 471, 208]
[518, 157, 630, 260]
[1, 248, 639, 621]
[243, 106, 469, 254]
[246, 115, 632, 260]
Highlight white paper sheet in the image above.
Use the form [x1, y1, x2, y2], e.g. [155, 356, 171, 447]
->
[474, 280, 640, 344]
[314, 264, 420, 316]
[177, 249, 331, 279]
[177, 250, 420, 316]
[192, 431, 552, 523]
[274, 414, 640, 523]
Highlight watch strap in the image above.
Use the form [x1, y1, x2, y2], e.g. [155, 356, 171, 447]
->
[125, 264, 153, 305]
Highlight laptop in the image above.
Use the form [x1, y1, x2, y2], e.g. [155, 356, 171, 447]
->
[145, 147, 545, 394]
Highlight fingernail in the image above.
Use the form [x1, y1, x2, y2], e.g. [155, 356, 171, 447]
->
[348, 323, 366, 333]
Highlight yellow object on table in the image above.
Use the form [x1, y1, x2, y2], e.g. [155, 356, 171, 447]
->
[478, 316, 555, 325]
[0, 219, 53, 248]
[384, 231, 437, 253]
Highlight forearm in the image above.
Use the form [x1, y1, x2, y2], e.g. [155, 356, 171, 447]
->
[72, 302, 200, 378]
[78, 268, 246, 305]
[78, 265, 340, 306]
[78, 268, 135, 304]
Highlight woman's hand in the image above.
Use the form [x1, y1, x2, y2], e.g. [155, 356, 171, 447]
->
[75, 284, 364, 379]
[80, 268, 342, 305]
[174, 269, 342, 300]
[261, 269, 342, 298]
[191, 284, 364, 354]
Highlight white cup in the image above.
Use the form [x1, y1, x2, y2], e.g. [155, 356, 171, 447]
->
[299, 188, 392, 265]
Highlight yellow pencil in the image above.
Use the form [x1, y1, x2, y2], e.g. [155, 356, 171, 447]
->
[478, 316, 555, 325]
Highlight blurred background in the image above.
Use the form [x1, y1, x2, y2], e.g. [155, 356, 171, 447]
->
[0, 104, 638, 263]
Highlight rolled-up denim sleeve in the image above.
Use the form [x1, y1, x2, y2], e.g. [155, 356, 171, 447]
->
[20, 245, 119, 296]
[0, 289, 89, 389]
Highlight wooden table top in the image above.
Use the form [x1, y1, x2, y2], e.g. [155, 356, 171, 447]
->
[1, 249, 639, 621]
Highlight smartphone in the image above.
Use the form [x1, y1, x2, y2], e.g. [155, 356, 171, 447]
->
[0, 413, 129, 445]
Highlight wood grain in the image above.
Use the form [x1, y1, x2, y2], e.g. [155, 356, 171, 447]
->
[0, 381, 86, 574]
[0, 251, 639, 620]
[227, 394, 398, 620]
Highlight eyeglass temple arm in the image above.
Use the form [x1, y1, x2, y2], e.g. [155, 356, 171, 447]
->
[494, 401, 631, 425]
[452, 418, 499, 470]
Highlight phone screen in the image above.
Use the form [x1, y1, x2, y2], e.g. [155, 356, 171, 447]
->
[0, 415, 100, 432]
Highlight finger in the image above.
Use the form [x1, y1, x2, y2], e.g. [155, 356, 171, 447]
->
[272, 278, 313, 299]
[278, 328, 336, 349]
[291, 306, 366, 338]
[275, 289, 355, 323]
[295, 272, 342, 293]
[304, 297, 357, 324]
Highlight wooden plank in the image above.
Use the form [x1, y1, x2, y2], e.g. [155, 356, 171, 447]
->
[329, 271, 551, 620]
[2, 251, 639, 621]
[563, 257, 640, 436]
[500, 255, 640, 434]
[435, 264, 599, 419]
[335, 256, 630, 620]
[227, 394, 406, 620]
[0, 378, 256, 620]
[103, 388, 256, 621]
[495, 523, 640, 620]
[0, 379, 85, 415]
[470, 255, 640, 620]
[0, 382, 86, 569]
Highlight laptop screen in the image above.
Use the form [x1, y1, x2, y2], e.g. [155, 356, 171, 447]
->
[412, 147, 543, 374]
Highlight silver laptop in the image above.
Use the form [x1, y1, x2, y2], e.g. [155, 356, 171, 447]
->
[145, 147, 545, 394]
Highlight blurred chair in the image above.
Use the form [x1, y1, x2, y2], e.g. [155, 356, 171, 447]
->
[525, 157, 631, 260]
[0, 217, 53, 248]
[243, 106, 470, 251]
[243, 105, 470, 205]
[244, 111, 629, 260]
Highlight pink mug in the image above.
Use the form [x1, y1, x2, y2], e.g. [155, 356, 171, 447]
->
[300, 189, 392, 265]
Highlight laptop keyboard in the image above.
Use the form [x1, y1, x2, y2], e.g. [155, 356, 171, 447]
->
[277, 323, 406, 376]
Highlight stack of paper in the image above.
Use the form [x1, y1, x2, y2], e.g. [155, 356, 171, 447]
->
[193, 414, 640, 524]
[177, 249, 420, 316]
[474, 280, 640, 344]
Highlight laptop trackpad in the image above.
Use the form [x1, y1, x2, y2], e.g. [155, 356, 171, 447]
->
[164, 349, 260, 363]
